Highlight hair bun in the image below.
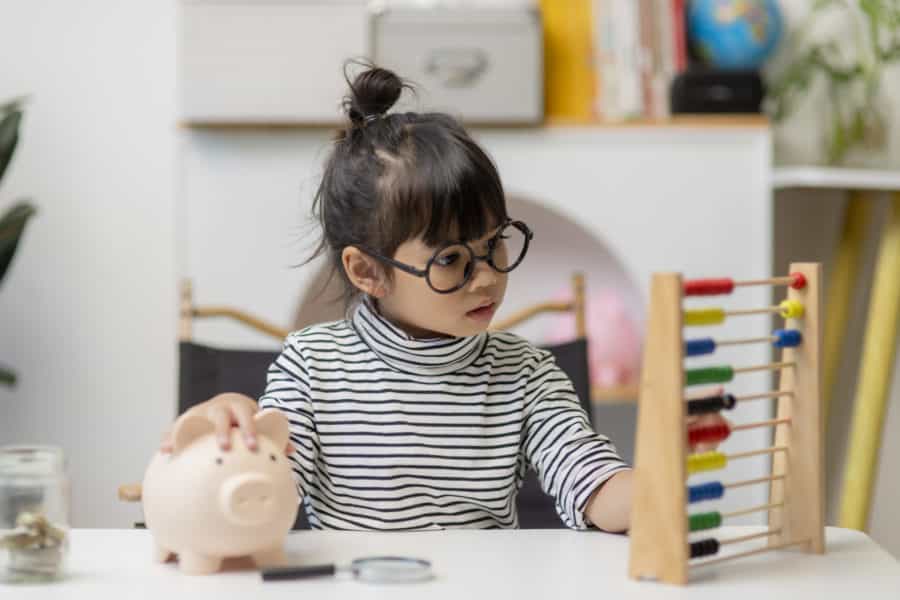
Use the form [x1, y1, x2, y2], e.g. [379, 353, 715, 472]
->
[344, 65, 404, 126]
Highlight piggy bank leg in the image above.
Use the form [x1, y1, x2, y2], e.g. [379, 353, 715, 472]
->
[154, 543, 174, 563]
[178, 550, 223, 575]
[251, 546, 287, 569]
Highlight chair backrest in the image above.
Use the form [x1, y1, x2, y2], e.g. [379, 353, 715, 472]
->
[180, 275, 594, 530]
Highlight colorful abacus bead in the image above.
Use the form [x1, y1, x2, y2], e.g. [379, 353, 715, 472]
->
[688, 421, 731, 447]
[689, 511, 723, 532]
[687, 394, 737, 415]
[684, 278, 734, 296]
[779, 299, 804, 319]
[686, 366, 734, 386]
[773, 329, 803, 348]
[684, 308, 726, 326]
[685, 338, 716, 357]
[789, 272, 807, 290]
[688, 481, 725, 503]
[687, 451, 727, 474]
[689, 538, 720, 559]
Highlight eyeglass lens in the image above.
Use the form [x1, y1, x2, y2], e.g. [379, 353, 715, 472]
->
[426, 222, 528, 292]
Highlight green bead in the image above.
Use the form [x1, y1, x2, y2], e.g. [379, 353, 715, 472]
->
[689, 511, 722, 532]
[686, 366, 734, 386]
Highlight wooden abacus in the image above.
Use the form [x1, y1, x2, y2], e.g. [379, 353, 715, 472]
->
[628, 262, 825, 585]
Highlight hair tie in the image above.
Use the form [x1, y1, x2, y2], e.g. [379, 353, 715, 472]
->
[363, 113, 384, 125]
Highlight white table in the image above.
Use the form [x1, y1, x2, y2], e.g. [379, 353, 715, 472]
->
[8, 526, 899, 599]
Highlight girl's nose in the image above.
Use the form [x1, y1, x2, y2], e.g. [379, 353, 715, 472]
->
[468, 259, 498, 291]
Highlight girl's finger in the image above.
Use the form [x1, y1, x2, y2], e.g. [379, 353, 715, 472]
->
[230, 402, 258, 450]
[284, 441, 295, 456]
[207, 406, 233, 450]
[685, 385, 725, 401]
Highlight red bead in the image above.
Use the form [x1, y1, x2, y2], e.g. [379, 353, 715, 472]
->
[790, 272, 807, 290]
[688, 422, 731, 447]
[684, 278, 734, 296]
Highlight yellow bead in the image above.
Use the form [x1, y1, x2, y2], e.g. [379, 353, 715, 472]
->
[779, 299, 805, 319]
[687, 451, 727, 474]
[684, 308, 725, 326]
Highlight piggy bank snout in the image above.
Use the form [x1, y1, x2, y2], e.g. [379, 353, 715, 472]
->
[219, 473, 277, 526]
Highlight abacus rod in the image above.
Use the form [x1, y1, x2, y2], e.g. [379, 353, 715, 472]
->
[715, 336, 777, 347]
[726, 306, 781, 317]
[731, 417, 792, 432]
[719, 528, 783, 547]
[727, 446, 788, 461]
[735, 390, 794, 402]
[690, 539, 810, 568]
[724, 474, 786, 490]
[733, 276, 796, 288]
[722, 502, 785, 519]
[681, 390, 794, 405]
[732, 361, 795, 374]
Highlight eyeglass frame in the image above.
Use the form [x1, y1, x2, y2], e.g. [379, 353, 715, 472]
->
[356, 218, 534, 294]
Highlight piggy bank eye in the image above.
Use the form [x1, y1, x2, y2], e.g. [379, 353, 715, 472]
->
[215, 457, 223, 466]
[269, 454, 277, 462]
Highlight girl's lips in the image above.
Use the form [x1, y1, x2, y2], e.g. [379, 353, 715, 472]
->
[466, 302, 496, 321]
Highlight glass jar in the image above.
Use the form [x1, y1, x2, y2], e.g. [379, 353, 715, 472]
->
[0, 446, 70, 583]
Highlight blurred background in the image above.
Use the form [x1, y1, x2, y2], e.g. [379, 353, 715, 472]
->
[0, 0, 898, 558]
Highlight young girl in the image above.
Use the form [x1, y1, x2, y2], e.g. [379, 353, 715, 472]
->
[164, 66, 637, 532]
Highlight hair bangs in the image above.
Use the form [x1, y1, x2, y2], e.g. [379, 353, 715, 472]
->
[377, 123, 507, 252]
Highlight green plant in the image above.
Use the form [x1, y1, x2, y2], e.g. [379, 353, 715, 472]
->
[766, 0, 900, 164]
[1, 98, 37, 387]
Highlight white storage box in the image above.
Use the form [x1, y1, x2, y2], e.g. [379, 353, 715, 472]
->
[178, 0, 370, 124]
[372, 5, 543, 124]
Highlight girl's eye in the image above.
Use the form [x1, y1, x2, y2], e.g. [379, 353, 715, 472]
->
[487, 234, 508, 252]
[435, 252, 460, 267]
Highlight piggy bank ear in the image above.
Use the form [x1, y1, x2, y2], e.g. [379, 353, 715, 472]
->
[172, 414, 215, 454]
[254, 409, 290, 450]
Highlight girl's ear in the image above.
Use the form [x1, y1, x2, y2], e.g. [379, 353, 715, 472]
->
[342, 246, 388, 298]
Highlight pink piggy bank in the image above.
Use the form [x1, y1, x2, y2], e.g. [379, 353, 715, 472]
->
[142, 409, 299, 574]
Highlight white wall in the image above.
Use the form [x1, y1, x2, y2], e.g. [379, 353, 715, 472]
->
[0, 0, 896, 563]
[0, 1, 177, 528]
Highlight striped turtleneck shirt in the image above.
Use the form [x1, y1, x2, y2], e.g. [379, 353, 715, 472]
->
[258, 298, 630, 530]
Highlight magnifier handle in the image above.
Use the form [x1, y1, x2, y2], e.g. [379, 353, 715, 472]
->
[261, 563, 337, 581]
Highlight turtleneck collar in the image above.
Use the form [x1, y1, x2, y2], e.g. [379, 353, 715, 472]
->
[351, 297, 488, 376]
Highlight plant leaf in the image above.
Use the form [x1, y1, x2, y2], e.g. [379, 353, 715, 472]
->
[0, 201, 36, 286]
[0, 104, 23, 185]
[0, 364, 15, 387]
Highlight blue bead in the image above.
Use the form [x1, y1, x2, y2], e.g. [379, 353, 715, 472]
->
[685, 338, 716, 357]
[773, 329, 802, 348]
[688, 481, 725, 503]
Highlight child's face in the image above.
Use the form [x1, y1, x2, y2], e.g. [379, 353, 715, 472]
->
[378, 223, 509, 339]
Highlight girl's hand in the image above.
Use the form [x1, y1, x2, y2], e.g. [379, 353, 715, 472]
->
[160, 393, 293, 455]
[685, 386, 731, 453]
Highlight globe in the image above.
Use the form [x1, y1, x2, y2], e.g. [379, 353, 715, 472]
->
[688, 0, 783, 70]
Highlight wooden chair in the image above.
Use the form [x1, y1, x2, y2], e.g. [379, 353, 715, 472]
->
[119, 275, 620, 530]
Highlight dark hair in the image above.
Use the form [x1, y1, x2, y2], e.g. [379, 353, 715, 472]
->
[308, 63, 508, 306]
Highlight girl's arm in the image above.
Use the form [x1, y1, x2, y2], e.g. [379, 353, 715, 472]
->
[584, 470, 632, 533]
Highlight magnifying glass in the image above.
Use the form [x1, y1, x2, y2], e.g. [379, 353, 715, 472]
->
[261, 556, 433, 583]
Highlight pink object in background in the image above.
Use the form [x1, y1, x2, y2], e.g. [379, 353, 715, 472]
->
[544, 288, 642, 387]
[142, 410, 299, 575]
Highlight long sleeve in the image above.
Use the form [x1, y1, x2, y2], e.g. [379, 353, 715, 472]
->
[522, 349, 631, 529]
[258, 334, 318, 499]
